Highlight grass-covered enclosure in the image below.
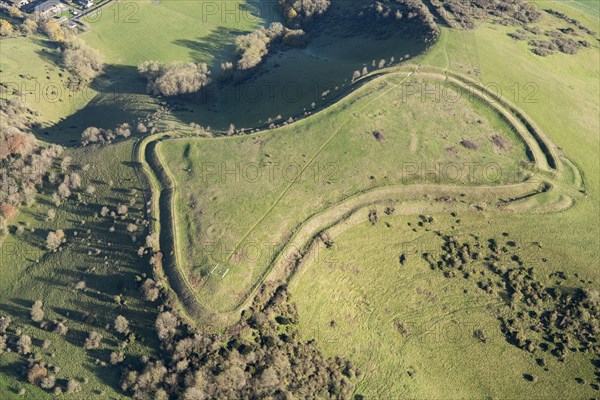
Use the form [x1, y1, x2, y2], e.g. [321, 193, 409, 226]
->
[156, 69, 535, 314]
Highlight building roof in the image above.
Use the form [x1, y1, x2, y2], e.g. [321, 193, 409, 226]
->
[35, 0, 67, 15]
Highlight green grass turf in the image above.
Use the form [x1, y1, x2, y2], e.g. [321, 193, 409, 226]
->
[46, 0, 425, 142]
[82, 0, 263, 67]
[0, 36, 98, 128]
[559, 0, 600, 18]
[0, 1, 597, 398]
[156, 70, 532, 314]
[289, 212, 599, 399]
[290, 8, 600, 398]
[0, 141, 158, 399]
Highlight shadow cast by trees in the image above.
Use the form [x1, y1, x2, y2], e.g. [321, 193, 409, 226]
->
[173, 26, 248, 65]
[31, 64, 158, 145]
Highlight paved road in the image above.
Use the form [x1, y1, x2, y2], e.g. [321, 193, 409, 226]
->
[72, 0, 114, 23]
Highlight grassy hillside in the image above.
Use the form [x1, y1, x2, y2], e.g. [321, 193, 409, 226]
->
[82, 0, 264, 67]
[561, 0, 600, 18]
[155, 67, 538, 315]
[0, 36, 98, 130]
[0, 0, 597, 398]
[290, 212, 598, 399]
[46, 0, 426, 142]
[291, 5, 600, 398]
[0, 142, 158, 399]
[419, 3, 599, 267]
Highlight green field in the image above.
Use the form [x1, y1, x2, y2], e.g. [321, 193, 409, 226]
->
[139, 0, 598, 396]
[1, 0, 598, 398]
[154, 67, 542, 315]
[290, 212, 599, 398]
[289, 5, 600, 398]
[560, 0, 600, 18]
[42, 0, 426, 141]
[83, 0, 264, 67]
[0, 36, 98, 130]
[0, 142, 158, 399]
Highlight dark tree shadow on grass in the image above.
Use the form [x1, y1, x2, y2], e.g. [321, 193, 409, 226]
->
[31, 65, 157, 145]
[173, 26, 247, 65]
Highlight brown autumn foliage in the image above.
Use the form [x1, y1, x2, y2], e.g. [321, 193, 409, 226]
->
[121, 284, 358, 399]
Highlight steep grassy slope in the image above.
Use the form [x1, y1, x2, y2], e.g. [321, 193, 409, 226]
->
[0, 36, 98, 131]
[0, 142, 158, 399]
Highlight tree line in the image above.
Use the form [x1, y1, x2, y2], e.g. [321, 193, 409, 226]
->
[120, 282, 358, 399]
[0, 99, 63, 235]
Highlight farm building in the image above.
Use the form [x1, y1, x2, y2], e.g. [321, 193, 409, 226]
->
[35, 0, 67, 18]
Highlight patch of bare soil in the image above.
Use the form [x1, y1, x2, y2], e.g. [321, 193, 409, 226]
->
[460, 139, 479, 150]
[491, 134, 513, 152]
[372, 130, 385, 141]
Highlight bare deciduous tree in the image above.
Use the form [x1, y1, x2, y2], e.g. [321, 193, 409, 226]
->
[46, 230, 65, 251]
[30, 300, 44, 322]
[114, 315, 130, 335]
[84, 331, 102, 349]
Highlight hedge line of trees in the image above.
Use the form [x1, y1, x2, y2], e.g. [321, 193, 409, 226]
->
[138, 61, 211, 97]
[80, 123, 135, 146]
[279, 0, 331, 26]
[230, 22, 308, 80]
[138, 2, 323, 95]
[235, 22, 286, 71]
[62, 39, 103, 90]
[442, 0, 542, 29]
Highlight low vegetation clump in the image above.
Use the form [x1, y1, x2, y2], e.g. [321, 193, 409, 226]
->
[544, 8, 596, 36]
[0, 19, 14, 37]
[84, 331, 103, 349]
[120, 284, 357, 399]
[528, 36, 586, 57]
[423, 230, 599, 372]
[138, 61, 211, 97]
[279, 0, 331, 26]
[442, 0, 543, 29]
[45, 229, 66, 251]
[62, 39, 104, 90]
[30, 300, 44, 323]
